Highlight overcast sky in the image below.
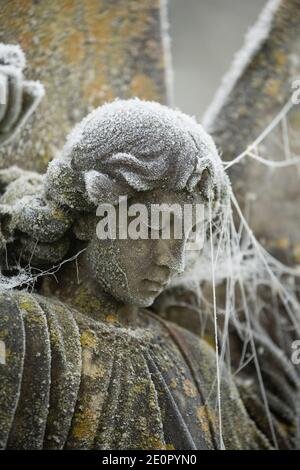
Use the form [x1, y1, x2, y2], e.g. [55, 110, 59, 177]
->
[169, 0, 266, 120]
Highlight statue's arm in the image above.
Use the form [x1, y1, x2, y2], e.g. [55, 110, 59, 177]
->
[0, 291, 82, 449]
[0, 165, 73, 266]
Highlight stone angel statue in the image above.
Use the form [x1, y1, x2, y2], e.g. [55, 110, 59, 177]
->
[0, 0, 300, 451]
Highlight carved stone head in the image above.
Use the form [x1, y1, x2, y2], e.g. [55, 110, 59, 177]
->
[1, 99, 228, 307]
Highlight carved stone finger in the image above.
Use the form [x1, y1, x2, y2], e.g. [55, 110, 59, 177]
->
[0, 65, 23, 134]
[0, 80, 44, 146]
[0, 72, 8, 122]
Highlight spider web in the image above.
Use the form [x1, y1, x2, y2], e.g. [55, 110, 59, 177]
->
[173, 99, 300, 449]
[0, 100, 299, 450]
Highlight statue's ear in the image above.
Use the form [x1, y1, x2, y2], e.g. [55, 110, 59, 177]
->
[84, 167, 135, 206]
[187, 159, 215, 201]
[196, 168, 213, 200]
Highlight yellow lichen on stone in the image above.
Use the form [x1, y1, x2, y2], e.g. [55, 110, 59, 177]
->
[166, 443, 176, 450]
[51, 208, 68, 221]
[105, 314, 118, 324]
[276, 238, 290, 250]
[273, 50, 287, 67]
[293, 243, 300, 263]
[18, 297, 44, 324]
[169, 377, 178, 389]
[196, 405, 219, 436]
[203, 334, 216, 350]
[63, 31, 85, 64]
[263, 78, 281, 97]
[183, 378, 197, 398]
[82, 349, 106, 379]
[140, 434, 166, 450]
[73, 286, 104, 316]
[0, 329, 8, 340]
[18, 300, 35, 313]
[132, 381, 147, 394]
[71, 409, 97, 440]
[80, 329, 97, 349]
[130, 74, 158, 101]
[1, 0, 167, 171]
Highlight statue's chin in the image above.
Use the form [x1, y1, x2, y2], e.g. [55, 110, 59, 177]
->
[117, 293, 157, 309]
[135, 297, 156, 308]
[106, 283, 162, 309]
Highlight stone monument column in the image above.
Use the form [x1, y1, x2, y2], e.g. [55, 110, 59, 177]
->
[204, 0, 300, 265]
[0, 0, 171, 171]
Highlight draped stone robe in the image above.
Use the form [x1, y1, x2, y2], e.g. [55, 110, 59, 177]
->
[0, 289, 298, 450]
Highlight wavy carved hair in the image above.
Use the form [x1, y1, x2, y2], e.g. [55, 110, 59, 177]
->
[0, 98, 229, 267]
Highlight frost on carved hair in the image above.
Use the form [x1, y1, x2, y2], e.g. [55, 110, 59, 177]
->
[1, 97, 300, 450]
[61, 98, 225, 200]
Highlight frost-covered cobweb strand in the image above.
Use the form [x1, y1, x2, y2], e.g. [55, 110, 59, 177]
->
[1, 97, 299, 448]
[0, 248, 86, 293]
[224, 100, 300, 173]
[172, 99, 300, 448]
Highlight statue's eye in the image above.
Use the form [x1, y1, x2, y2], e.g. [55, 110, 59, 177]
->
[147, 212, 182, 240]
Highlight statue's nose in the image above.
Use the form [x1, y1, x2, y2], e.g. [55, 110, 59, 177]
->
[154, 238, 185, 275]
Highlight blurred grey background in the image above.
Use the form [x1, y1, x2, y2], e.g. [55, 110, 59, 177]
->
[168, 0, 266, 121]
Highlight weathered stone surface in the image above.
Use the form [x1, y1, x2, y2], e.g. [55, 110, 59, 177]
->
[6, 292, 51, 449]
[204, 0, 300, 264]
[0, 293, 25, 449]
[0, 290, 274, 450]
[0, 0, 170, 172]
[0, 43, 45, 147]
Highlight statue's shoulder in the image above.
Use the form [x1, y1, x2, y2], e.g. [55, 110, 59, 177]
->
[0, 288, 113, 339]
[0, 290, 26, 448]
[0, 289, 84, 353]
[0, 289, 84, 449]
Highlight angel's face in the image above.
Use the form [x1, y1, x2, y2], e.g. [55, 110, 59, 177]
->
[85, 188, 205, 307]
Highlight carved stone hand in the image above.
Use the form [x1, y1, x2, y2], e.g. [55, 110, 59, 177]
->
[0, 43, 44, 146]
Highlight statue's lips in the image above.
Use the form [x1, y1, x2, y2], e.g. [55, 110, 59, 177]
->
[143, 279, 168, 291]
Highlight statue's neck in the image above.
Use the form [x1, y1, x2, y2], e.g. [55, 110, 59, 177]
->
[40, 251, 139, 326]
